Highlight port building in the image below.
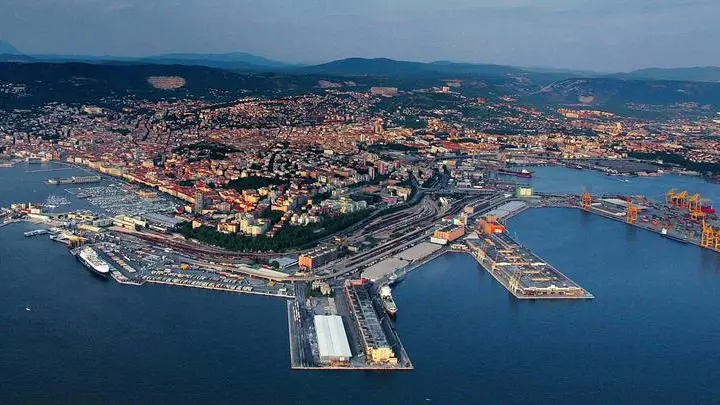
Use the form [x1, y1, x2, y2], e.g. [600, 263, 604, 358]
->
[430, 224, 465, 245]
[313, 315, 352, 364]
[299, 245, 339, 270]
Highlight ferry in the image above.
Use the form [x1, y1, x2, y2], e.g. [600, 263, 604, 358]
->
[565, 163, 583, 170]
[76, 246, 110, 278]
[498, 168, 533, 178]
[380, 286, 398, 317]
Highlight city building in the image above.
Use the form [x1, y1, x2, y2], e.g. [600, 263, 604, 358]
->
[194, 191, 204, 214]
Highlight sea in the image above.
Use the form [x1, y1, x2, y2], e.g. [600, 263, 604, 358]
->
[2, 163, 720, 404]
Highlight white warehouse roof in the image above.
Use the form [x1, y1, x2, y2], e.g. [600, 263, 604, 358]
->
[485, 201, 527, 220]
[314, 315, 352, 361]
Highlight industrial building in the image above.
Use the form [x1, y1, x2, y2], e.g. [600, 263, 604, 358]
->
[483, 201, 527, 221]
[299, 245, 339, 270]
[313, 315, 352, 364]
[477, 215, 506, 234]
[430, 224, 465, 245]
[343, 280, 398, 365]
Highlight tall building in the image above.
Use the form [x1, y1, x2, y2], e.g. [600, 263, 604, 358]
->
[194, 191, 204, 214]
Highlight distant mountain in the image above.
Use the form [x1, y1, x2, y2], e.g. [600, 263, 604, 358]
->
[529, 77, 720, 107]
[613, 67, 720, 83]
[0, 40, 21, 55]
[0, 51, 291, 72]
[145, 52, 289, 68]
[295, 57, 523, 77]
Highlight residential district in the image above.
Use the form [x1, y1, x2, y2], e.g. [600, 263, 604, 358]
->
[2, 81, 720, 370]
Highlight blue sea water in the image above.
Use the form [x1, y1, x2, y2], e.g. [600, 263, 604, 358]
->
[2, 163, 720, 404]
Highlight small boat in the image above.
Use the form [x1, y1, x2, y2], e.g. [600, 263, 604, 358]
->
[661, 228, 688, 244]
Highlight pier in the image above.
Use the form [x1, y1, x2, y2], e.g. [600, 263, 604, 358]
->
[466, 233, 593, 299]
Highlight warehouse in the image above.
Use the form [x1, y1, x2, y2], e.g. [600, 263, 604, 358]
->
[313, 315, 352, 364]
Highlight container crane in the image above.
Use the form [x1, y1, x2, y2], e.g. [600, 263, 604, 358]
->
[581, 192, 592, 210]
[674, 190, 689, 209]
[701, 219, 716, 249]
[666, 189, 677, 206]
[626, 199, 638, 225]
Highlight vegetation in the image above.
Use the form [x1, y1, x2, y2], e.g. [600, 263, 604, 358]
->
[628, 151, 720, 175]
[367, 143, 419, 152]
[177, 209, 372, 252]
[173, 141, 238, 162]
[226, 176, 287, 191]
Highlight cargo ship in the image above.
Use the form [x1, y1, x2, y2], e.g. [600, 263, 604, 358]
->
[498, 168, 533, 178]
[660, 228, 688, 244]
[380, 286, 398, 317]
[76, 246, 110, 277]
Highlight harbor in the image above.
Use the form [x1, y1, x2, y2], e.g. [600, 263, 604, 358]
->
[288, 279, 413, 371]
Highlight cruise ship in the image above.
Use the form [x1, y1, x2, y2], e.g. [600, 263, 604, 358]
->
[380, 286, 398, 317]
[76, 246, 110, 277]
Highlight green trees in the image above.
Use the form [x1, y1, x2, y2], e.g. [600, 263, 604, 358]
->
[177, 209, 371, 252]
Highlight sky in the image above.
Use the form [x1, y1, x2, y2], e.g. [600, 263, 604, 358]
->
[1, 0, 719, 72]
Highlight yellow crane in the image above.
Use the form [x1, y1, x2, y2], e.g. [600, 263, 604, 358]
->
[701, 219, 716, 249]
[689, 193, 706, 220]
[673, 190, 689, 209]
[666, 189, 677, 206]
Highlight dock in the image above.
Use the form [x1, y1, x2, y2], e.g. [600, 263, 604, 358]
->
[465, 232, 593, 300]
[288, 280, 414, 371]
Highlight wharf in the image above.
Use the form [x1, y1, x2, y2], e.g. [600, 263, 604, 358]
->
[538, 198, 716, 253]
[466, 232, 594, 300]
[288, 282, 413, 371]
[143, 276, 293, 299]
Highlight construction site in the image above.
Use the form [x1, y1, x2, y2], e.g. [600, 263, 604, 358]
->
[577, 188, 720, 252]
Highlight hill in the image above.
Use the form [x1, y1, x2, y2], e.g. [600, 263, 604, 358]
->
[528, 77, 720, 109]
[0, 40, 21, 55]
[145, 52, 289, 68]
[613, 67, 720, 83]
[295, 57, 523, 77]
[0, 62, 329, 109]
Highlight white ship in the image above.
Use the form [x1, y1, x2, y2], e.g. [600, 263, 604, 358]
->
[380, 285, 398, 317]
[76, 247, 110, 277]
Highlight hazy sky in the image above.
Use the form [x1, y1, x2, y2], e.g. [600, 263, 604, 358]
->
[1, 0, 719, 71]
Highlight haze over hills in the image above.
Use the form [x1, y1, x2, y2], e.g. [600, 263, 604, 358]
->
[612, 67, 720, 83]
[0, 40, 21, 55]
[2, 39, 720, 83]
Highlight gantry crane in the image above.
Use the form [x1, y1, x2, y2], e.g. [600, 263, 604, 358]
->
[666, 189, 677, 206]
[675, 190, 689, 209]
[701, 219, 717, 250]
[626, 198, 638, 225]
[689, 193, 706, 221]
[581, 192, 592, 210]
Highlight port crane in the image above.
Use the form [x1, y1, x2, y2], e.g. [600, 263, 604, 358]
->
[701, 219, 720, 251]
[581, 192, 592, 210]
[626, 198, 638, 225]
[666, 189, 677, 206]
